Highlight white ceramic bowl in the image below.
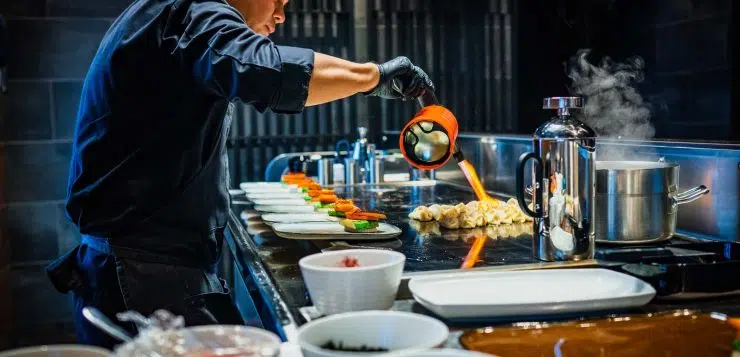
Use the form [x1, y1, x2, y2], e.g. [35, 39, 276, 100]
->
[0, 345, 111, 357]
[299, 249, 406, 315]
[384, 349, 496, 357]
[297, 311, 450, 357]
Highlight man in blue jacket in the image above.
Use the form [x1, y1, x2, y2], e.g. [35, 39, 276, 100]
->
[45, 0, 433, 348]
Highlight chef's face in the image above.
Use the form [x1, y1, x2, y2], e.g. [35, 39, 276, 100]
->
[230, 0, 288, 36]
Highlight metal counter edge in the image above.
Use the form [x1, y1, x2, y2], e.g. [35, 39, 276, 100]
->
[225, 210, 301, 342]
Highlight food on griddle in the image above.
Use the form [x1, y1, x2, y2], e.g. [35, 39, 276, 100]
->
[437, 204, 463, 229]
[320, 341, 389, 352]
[408, 206, 434, 221]
[340, 210, 387, 233]
[409, 198, 532, 228]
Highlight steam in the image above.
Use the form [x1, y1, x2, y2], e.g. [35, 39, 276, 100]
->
[567, 49, 657, 161]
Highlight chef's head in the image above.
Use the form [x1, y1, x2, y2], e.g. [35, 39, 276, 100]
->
[229, 0, 288, 36]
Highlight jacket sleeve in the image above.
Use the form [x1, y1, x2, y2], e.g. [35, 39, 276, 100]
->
[162, 0, 314, 114]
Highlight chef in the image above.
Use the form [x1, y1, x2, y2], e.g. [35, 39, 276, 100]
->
[45, 0, 433, 348]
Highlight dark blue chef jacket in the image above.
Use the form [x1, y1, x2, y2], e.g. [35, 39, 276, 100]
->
[45, 0, 314, 346]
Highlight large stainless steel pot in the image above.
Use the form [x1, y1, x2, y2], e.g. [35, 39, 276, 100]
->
[594, 161, 710, 244]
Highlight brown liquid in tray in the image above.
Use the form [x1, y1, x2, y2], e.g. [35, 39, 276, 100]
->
[459, 310, 737, 357]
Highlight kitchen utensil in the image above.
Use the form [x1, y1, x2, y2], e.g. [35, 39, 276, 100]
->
[296, 311, 448, 357]
[299, 250, 406, 315]
[253, 204, 316, 214]
[408, 268, 655, 320]
[516, 96, 596, 261]
[271, 222, 402, 240]
[82, 306, 133, 342]
[459, 310, 737, 357]
[595, 160, 710, 243]
[0, 346, 112, 357]
[396, 82, 496, 202]
[398, 88, 458, 170]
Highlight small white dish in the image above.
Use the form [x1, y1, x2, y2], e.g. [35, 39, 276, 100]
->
[299, 249, 406, 315]
[408, 268, 656, 320]
[254, 204, 317, 214]
[273, 222, 402, 240]
[297, 311, 449, 357]
[250, 198, 310, 206]
[0, 345, 111, 357]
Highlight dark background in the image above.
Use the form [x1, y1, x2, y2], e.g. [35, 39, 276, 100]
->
[0, 0, 735, 348]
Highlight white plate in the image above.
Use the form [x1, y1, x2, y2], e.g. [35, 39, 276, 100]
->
[239, 182, 284, 189]
[243, 187, 300, 194]
[261, 213, 337, 225]
[254, 204, 317, 214]
[245, 192, 305, 200]
[250, 198, 310, 206]
[408, 268, 656, 319]
[272, 222, 402, 240]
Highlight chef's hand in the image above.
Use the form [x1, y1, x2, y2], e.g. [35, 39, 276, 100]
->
[365, 56, 434, 100]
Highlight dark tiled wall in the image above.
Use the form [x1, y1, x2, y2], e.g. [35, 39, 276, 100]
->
[0, 0, 132, 348]
[517, 0, 734, 141]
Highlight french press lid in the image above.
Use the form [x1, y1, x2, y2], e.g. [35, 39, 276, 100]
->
[534, 96, 596, 140]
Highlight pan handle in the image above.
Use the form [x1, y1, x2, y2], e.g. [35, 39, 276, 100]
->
[673, 185, 710, 205]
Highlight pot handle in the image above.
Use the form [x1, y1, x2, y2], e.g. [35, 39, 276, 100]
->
[674, 185, 710, 205]
[516, 152, 543, 218]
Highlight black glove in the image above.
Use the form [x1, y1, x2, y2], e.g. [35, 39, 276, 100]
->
[365, 56, 434, 100]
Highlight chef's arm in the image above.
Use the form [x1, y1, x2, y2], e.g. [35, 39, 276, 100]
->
[165, 1, 431, 114]
[305, 53, 379, 106]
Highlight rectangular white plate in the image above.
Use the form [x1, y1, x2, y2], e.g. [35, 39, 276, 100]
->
[271, 222, 402, 240]
[408, 268, 655, 319]
[245, 192, 305, 200]
[254, 204, 317, 214]
[249, 198, 309, 206]
[261, 213, 338, 225]
[239, 182, 284, 189]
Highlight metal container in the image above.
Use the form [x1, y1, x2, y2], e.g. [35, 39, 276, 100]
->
[344, 158, 362, 185]
[516, 97, 596, 262]
[595, 161, 710, 244]
[367, 150, 385, 184]
[317, 157, 334, 186]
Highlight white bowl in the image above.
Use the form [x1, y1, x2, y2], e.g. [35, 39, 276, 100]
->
[384, 349, 496, 357]
[0, 345, 111, 357]
[297, 311, 450, 357]
[299, 249, 406, 315]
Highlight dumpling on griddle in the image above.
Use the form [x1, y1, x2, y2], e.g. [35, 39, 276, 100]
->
[409, 206, 434, 222]
[428, 204, 442, 221]
[437, 204, 462, 229]
[460, 201, 485, 228]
